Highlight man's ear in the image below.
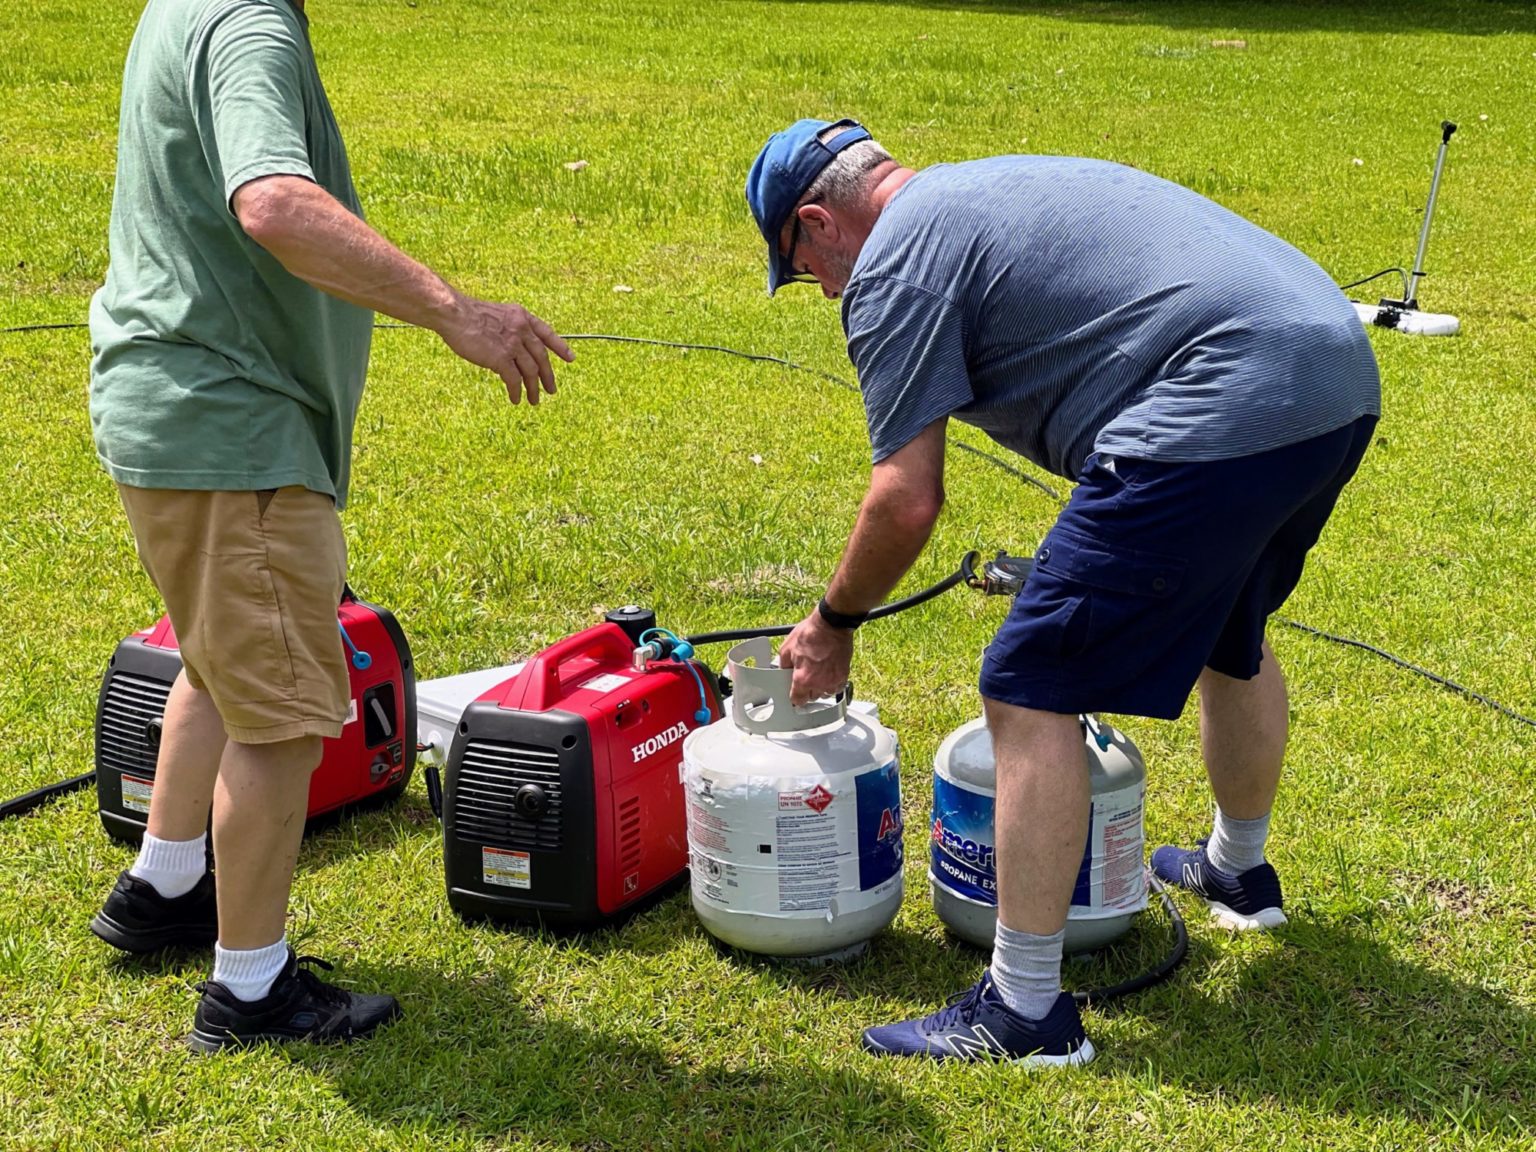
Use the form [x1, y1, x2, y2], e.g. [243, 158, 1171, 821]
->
[799, 202, 837, 240]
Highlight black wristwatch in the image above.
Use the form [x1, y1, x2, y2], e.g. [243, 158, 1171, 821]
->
[817, 597, 868, 631]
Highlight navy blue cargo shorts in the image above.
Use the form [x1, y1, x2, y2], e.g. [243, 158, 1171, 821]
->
[979, 415, 1377, 720]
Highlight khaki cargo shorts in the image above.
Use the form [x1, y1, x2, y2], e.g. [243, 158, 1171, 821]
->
[116, 484, 350, 744]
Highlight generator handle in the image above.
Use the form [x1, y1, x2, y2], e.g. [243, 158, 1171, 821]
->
[516, 623, 636, 712]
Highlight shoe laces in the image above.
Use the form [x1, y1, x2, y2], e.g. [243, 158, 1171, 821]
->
[291, 955, 351, 1010]
[929, 979, 990, 1030]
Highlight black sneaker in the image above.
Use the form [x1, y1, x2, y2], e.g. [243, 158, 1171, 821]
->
[187, 950, 401, 1054]
[90, 870, 218, 953]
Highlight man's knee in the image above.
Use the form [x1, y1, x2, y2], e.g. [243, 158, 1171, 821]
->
[230, 734, 324, 776]
[982, 697, 1083, 763]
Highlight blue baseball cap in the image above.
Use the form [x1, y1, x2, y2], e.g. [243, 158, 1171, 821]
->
[745, 118, 872, 295]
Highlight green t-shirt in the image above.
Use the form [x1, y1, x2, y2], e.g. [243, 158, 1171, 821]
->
[88, 0, 372, 507]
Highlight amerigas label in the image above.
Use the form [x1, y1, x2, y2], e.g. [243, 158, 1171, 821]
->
[931, 773, 1147, 919]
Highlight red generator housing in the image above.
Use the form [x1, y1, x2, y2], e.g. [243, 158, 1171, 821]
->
[94, 591, 416, 842]
[442, 619, 719, 930]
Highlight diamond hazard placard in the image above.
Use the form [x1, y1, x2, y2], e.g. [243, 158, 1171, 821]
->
[803, 784, 834, 813]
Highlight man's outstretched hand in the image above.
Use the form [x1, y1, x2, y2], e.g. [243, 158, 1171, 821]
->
[439, 293, 575, 405]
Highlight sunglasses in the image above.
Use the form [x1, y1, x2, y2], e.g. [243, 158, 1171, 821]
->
[782, 210, 820, 284]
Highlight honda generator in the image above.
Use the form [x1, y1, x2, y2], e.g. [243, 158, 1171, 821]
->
[94, 589, 416, 842]
[437, 608, 721, 931]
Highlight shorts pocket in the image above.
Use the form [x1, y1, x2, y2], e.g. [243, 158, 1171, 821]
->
[1033, 528, 1186, 599]
[190, 546, 296, 708]
[1029, 529, 1188, 663]
[1104, 454, 1165, 492]
[994, 568, 1094, 665]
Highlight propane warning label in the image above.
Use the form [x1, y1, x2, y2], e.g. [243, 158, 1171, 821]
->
[1070, 782, 1147, 917]
[121, 774, 153, 815]
[774, 809, 840, 911]
[482, 847, 531, 889]
[1096, 789, 1146, 910]
[683, 753, 904, 921]
[688, 804, 729, 853]
[777, 785, 834, 813]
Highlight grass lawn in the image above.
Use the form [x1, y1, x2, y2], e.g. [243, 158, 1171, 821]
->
[3, 0, 1536, 1148]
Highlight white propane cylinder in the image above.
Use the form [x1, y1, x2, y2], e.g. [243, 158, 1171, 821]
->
[682, 638, 904, 962]
[930, 714, 1147, 953]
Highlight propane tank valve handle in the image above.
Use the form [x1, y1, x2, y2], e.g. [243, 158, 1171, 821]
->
[1080, 713, 1113, 752]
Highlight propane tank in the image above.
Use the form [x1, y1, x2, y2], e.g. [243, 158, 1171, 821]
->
[682, 638, 904, 962]
[930, 713, 1147, 953]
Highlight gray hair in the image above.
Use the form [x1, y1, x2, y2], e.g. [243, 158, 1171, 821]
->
[800, 126, 893, 211]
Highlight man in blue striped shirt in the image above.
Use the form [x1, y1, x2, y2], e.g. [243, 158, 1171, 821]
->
[746, 118, 1380, 1066]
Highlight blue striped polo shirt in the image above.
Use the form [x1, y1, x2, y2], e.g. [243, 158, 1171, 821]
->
[841, 156, 1381, 477]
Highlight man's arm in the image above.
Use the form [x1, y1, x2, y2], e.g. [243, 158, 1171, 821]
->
[778, 417, 948, 705]
[233, 175, 572, 404]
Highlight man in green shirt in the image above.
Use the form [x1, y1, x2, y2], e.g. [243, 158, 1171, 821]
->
[86, 0, 572, 1052]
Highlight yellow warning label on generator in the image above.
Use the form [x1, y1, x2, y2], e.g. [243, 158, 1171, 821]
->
[122, 774, 154, 815]
[482, 847, 531, 889]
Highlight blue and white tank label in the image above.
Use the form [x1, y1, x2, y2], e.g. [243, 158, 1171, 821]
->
[930, 774, 997, 903]
[931, 773, 1147, 917]
[854, 759, 903, 892]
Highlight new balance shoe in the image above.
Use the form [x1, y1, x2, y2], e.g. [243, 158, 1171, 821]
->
[1150, 839, 1287, 930]
[187, 949, 401, 1054]
[861, 972, 1095, 1066]
[89, 870, 218, 953]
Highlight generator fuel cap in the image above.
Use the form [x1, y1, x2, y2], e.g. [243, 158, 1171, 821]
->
[604, 605, 657, 645]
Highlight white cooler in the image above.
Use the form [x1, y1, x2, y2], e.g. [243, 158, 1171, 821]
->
[415, 663, 525, 765]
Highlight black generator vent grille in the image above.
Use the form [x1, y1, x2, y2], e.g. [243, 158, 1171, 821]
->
[97, 672, 171, 779]
[454, 739, 563, 851]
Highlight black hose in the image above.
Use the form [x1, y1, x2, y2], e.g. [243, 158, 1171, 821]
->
[1338, 266, 1409, 296]
[1070, 874, 1188, 1007]
[1276, 616, 1536, 731]
[950, 441, 1064, 502]
[683, 550, 979, 647]
[0, 771, 95, 820]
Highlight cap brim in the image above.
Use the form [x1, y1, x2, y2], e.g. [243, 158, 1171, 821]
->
[765, 244, 792, 296]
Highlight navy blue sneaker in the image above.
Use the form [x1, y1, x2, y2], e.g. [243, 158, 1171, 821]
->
[1150, 839, 1287, 931]
[861, 973, 1095, 1065]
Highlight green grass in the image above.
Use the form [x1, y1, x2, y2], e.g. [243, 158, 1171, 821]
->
[4, 0, 1536, 1148]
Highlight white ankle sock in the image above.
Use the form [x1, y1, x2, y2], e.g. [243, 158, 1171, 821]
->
[1206, 807, 1271, 875]
[213, 938, 290, 1003]
[989, 922, 1065, 1021]
[128, 831, 206, 899]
